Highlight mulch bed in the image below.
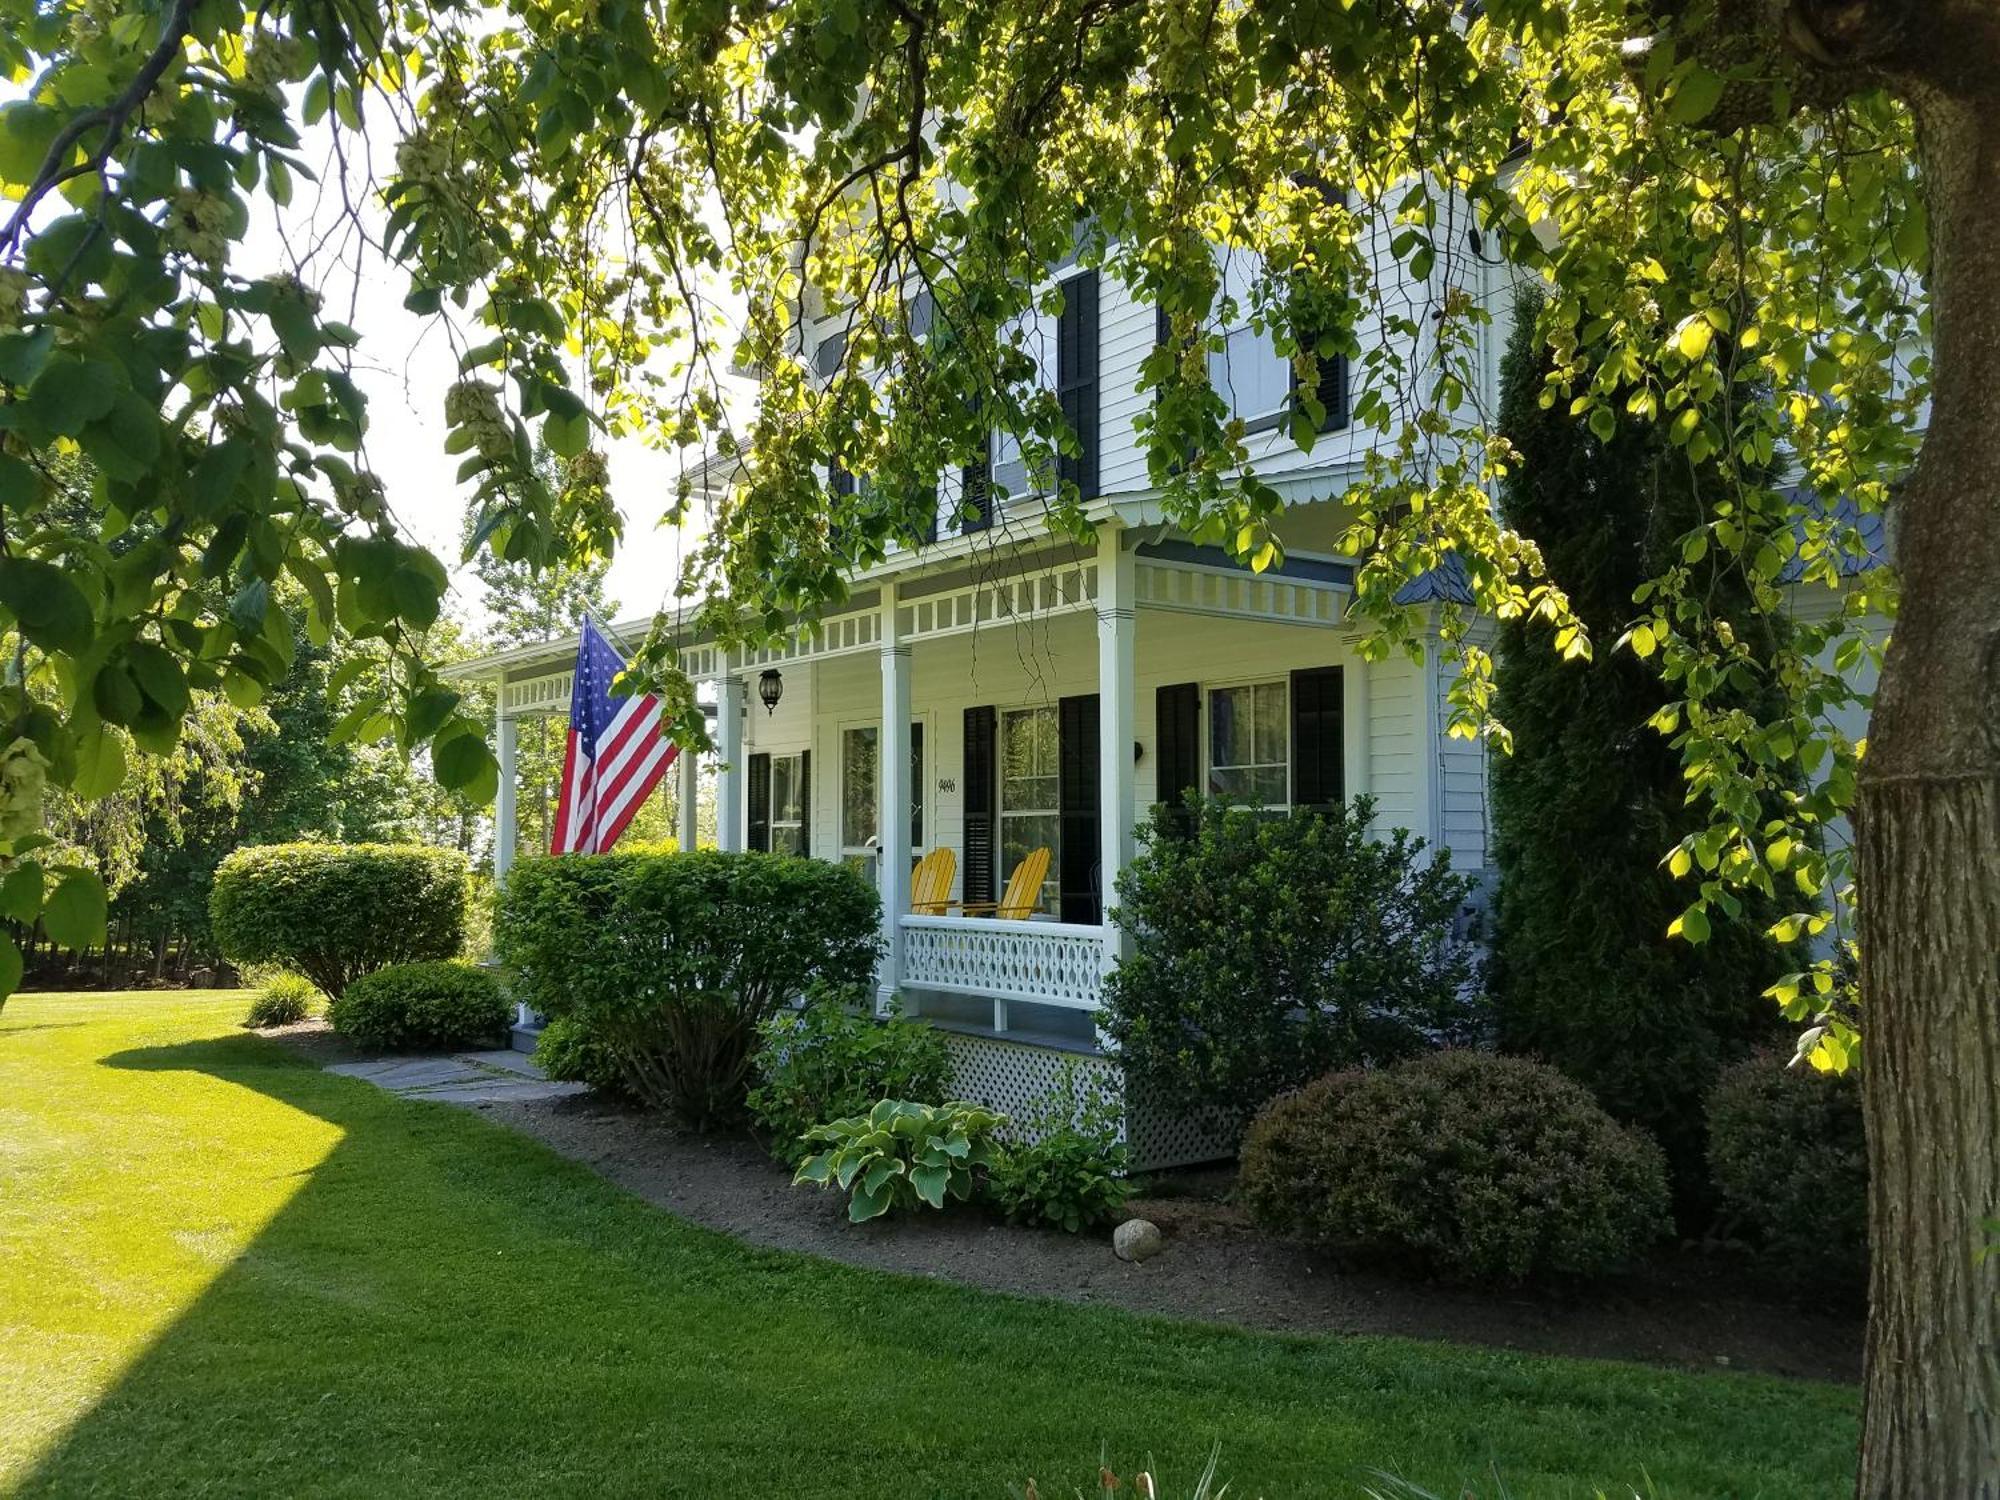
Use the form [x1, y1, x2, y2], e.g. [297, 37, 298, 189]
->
[266, 1021, 1859, 1383]
[470, 1089, 1863, 1384]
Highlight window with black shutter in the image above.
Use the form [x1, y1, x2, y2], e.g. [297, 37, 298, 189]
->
[959, 459, 992, 533]
[1055, 269, 1099, 501]
[795, 749, 811, 857]
[962, 706, 997, 906]
[1290, 339, 1349, 434]
[746, 752, 772, 852]
[1057, 693, 1101, 924]
[1290, 666, 1346, 810]
[1154, 682, 1201, 832]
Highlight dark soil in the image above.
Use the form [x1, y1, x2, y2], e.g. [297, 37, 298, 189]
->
[472, 1090, 1863, 1385]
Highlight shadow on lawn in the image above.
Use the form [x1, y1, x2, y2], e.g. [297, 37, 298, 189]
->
[16, 1032, 1861, 1500]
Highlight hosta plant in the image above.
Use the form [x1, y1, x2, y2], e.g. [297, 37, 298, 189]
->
[794, 1100, 1007, 1223]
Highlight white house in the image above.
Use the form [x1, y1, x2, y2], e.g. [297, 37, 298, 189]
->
[459, 226, 1514, 1165]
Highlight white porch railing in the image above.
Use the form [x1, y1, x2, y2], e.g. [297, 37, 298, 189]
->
[898, 915, 1107, 1011]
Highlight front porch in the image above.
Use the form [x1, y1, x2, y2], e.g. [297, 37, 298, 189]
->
[483, 512, 1479, 1050]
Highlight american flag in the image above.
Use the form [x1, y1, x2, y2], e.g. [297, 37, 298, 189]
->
[550, 620, 678, 855]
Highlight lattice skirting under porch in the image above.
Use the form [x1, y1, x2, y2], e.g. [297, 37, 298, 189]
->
[938, 1032, 1240, 1174]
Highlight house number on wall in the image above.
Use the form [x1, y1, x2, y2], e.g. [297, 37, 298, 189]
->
[938, 778, 956, 793]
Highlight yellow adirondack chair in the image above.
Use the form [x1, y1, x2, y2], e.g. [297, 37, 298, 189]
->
[909, 847, 957, 915]
[955, 846, 1051, 920]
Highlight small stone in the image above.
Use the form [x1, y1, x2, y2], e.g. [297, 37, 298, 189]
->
[1113, 1218, 1164, 1263]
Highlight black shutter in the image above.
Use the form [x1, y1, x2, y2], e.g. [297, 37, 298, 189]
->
[797, 749, 811, 858]
[908, 722, 924, 848]
[1293, 346, 1348, 433]
[1290, 667, 1345, 810]
[959, 460, 992, 533]
[1056, 270, 1100, 500]
[962, 706, 997, 906]
[746, 752, 772, 852]
[1058, 693, 1101, 923]
[1155, 682, 1201, 833]
[917, 487, 939, 546]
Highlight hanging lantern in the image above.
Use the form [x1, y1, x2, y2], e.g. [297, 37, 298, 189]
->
[758, 668, 784, 715]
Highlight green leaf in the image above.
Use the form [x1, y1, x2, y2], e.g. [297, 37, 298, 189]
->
[125, 641, 190, 719]
[405, 686, 461, 742]
[909, 1163, 950, 1209]
[1669, 65, 1726, 125]
[0, 861, 42, 923]
[43, 869, 107, 950]
[544, 406, 589, 458]
[26, 357, 120, 438]
[434, 731, 497, 802]
[847, 1182, 892, 1222]
[0, 557, 94, 654]
[71, 719, 126, 799]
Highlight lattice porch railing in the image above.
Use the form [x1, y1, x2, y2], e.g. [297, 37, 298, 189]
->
[899, 915, 1107, 1010]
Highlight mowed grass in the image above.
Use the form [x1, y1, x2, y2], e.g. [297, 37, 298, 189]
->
[0, 992, 1856, 1499]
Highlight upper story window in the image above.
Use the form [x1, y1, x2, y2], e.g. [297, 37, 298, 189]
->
[988, 268, 1100, 503]
[1210, 252, 1296, 431]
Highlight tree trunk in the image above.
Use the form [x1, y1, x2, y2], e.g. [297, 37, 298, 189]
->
[1854, 40, 2000, 1498]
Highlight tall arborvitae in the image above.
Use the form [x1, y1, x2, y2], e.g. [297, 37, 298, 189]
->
[1489, 291, 1787, 1208]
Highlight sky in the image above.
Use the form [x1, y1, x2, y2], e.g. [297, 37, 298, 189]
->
[247, 110, 741, 640]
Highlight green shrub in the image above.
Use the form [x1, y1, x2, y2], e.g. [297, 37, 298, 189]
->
[794, 1099, 1008, 1222]
[1239, 1051, 1671, 1285]
[244, 971, 318, 1029]
[211, 843, 470, 999]
[1101, 795, 1479, 1122]
[1707, 1051, 1867, 1293]
[495, 850, 882, 1127]
[747, 986, 952, 1163]
[533, 1014, 633, 1098]
[328, 960, 508, 1051]
[987, 1062, 1132, 1233]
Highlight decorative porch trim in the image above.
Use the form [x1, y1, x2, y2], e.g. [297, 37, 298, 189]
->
[1133, 557, 1345, 625]
[900, 915, 1107, 1011]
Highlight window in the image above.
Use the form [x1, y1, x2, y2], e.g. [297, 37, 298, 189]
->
[769, 752, 806, 855]
[990, 269, 1098, 500]
[841, 724, 877, 861]
[1208, 680, 1289, 807]
[1000, 706, 1060, 914]
[1208, 250, 1292, 431]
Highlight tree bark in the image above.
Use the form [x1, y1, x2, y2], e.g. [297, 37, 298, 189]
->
[1852, 14, 2000, 1493]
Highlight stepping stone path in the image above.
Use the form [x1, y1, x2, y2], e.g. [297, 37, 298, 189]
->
[327, 1049, 586, 1106]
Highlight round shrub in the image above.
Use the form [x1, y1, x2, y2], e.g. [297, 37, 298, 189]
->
[1239, 1051, 1671, 1284]
[748, 985, 952, 1162]
[212, 843, 469, 999]
[329, 960, 507, 1051]
[534, 1015, 633, 1099]
[244, 971, 319, 1029]
[1707, 1052, 1867, 1293]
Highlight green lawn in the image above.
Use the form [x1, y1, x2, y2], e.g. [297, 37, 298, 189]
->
[0, 992, 1856, 1498]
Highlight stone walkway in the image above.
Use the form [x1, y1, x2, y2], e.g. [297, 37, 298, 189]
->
[326, 1049, 587, 1105]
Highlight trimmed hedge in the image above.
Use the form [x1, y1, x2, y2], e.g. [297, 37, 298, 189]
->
[1239, 1051, 1671, 1285]
[496, 850, 882, 1126]
[329, 960, 509, 1051]
[211, 843, 469, 998]
[1707, 1052, 1867, 1294]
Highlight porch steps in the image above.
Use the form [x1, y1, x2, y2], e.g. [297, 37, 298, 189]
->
[510, 1020, 544, 1055]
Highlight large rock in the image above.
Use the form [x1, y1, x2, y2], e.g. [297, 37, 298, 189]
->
[1112, 1218, 1164, 1263]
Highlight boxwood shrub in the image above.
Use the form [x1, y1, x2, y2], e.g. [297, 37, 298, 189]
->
[328, 960, 509, 1051]
[211, 843, 469, 998]
[496, 850, 882, 1126]
[1707, 1051, 1867, 1294]
[1101, 795, 1480, 1124]
[1239, 1051, 1671, 1284]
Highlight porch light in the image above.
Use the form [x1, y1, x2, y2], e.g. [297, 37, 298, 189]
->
[758, 668, 784, 715]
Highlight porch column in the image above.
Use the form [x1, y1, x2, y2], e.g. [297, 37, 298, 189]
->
[1096, 524, 1136, 965]
[494, 696, 518, 888]
[877, 582, 911, 1015]
[715, 672, 746, 852]
[676, 731, 700, 852]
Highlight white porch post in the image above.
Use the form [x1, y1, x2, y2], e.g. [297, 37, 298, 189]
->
[493, 694, 518, 889]
[1096, 524, 1136, 971]
[676, 730, 700, 852]
[877, 582, 911, 1015]
[715, 671, 746, 853]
